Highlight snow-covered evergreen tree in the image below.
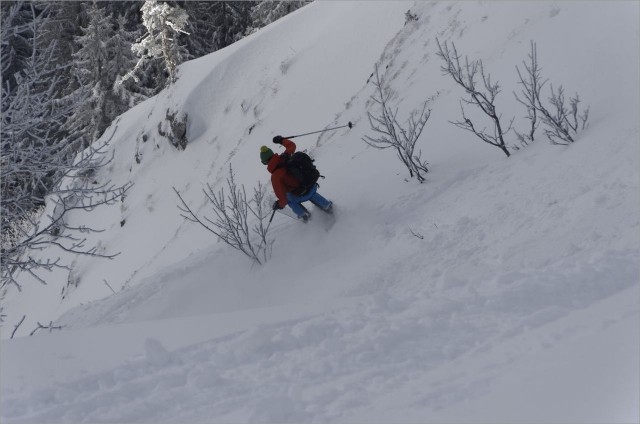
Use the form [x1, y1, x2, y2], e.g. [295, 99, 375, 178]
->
[248, 0, 310, 34]
[210, 2, 250, 49]
[111, 14, 152, 110]
[182, 2, 255, 59]
[65, 1, 113, 151]
[1, 1, 40, 91]
[38, 1, 86, 99]
[123, 0, 189, 86]
[1, 1, 79, 220]
[1, 1, 93, 286]
[180, 2, 216, 59]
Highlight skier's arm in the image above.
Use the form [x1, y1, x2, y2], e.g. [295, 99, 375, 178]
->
[271, 174, 289, 208]
[282, 138, 296, 155]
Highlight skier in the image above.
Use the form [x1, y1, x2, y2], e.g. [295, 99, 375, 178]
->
[261, 135, 333, 222]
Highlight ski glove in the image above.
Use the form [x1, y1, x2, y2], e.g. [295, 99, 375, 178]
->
[273, 135, 284, 144]
[272, 200, 284, 211]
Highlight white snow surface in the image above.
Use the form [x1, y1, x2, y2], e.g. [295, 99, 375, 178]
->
[2, 1, 639, 423]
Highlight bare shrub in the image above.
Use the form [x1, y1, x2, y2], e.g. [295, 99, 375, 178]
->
[538, 85, 589, 145]
[174, 165, 273, 265]
[436, 38, 513, 157]
[363, 64, 432, 183]
[515, 41, 590, 146]
[514, 41, 542, 147]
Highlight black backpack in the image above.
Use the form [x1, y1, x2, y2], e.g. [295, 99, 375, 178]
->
[283, 151, 321, 195]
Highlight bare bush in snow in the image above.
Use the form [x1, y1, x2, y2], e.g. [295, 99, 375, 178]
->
[363, 64, 432, 183]
[436, 38, 513, 157]
[515, 41, 590, 146]
[539, 85, 590, 145]
[174, 165, 274, 265]
[514, 41, 542, 147]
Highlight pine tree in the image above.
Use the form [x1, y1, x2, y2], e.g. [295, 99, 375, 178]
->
[1, 1, 41, 91]
[1, 1, 82, 244]
[65, 1, 113, 151]
[248, 0, 309, 34]
[210, 2, 247, 49]
[111, 14, 152, 110]
[1, 1, 133, 290]
[181, 2, 256, 58]
[180, 2, 217, 59]
[38, 1, 86, 99]
[1, 1, 79, 217]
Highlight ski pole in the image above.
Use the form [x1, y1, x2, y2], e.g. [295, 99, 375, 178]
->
[256, 209, 277, 254]
[265, 209, 276, 233]
[285, 121, 353, 139]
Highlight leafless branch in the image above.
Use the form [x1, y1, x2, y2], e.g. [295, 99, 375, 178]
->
[1, 177, 132, 291]
[11, 315, 26, 339]
[174, 165, 273, 265]
[537, 84, 590, 145]
[103, 279, 116, 294]
[436, 38, 512, 157]
[513, 41, 589, 146]
[514, 40, 543, 146]
[363, 64, 433, 182]
[29, 320, 63, 336]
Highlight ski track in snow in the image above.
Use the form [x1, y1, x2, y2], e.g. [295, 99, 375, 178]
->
[4, 249, 638, 423]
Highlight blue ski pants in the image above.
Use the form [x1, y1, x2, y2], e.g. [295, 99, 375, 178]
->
[286, 184, 332, 217]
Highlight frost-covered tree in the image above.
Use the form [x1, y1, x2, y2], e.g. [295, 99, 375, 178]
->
[1, 1, 79, 217]
[110, 14, 150, 110]
[65, 1, 113, 151]
[67, 2, 150, 149]
[210, 1, 252, 48]
[1, 1, 40, 91]
[1, 136, 133, 291]
[180, 2, 255, 59]
[123, 0, 189, 86]
[232, 2, 254, 43]
[111, 14, 153, 109]
[38, 1, 86, 99]
[1, 1, 131, 291]
[180, 2, 218, 58]
[248, 0, 309, 34]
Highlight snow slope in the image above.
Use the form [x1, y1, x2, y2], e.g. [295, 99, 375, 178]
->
[2, 1, 639, 423]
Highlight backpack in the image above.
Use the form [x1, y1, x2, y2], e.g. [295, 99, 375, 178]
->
[283, 151, 321, 195]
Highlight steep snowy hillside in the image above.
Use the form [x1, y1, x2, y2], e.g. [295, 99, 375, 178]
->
[2, 1, 639, 423]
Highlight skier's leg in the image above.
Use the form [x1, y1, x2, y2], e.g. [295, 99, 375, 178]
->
[286, 192, 311, 219]
[309, 188, 332, 212]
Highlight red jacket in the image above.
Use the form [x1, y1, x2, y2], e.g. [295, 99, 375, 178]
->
[267, 139, 300, 208]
